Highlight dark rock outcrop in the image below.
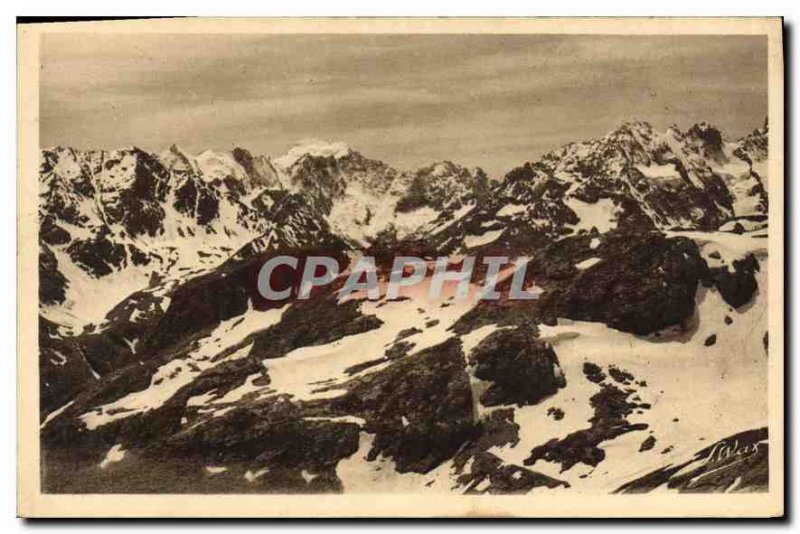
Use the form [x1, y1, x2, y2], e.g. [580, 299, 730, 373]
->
[524, 364, 650, 472]
[326, 338, 474, 474]
[709, 254, 760, 309]
[454, 231, 709, 337]
[470, 326, 566, 407]
[39, 245, 67, 305]
[546, 233, 708, 335]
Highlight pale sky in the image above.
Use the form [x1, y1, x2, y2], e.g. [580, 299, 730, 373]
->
[40, 33, 767, 178]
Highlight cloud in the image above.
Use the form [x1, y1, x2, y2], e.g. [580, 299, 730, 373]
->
[40, 33, 767, 177]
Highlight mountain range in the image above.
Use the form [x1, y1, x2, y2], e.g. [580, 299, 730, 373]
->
[38, 120, 770, 495]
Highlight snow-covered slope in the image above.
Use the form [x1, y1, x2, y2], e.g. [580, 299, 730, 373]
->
[40, 146, 278, 326]
[40, 142, 490, 328]
[273, 140, 490, 246]
[40, 228, 769, 494]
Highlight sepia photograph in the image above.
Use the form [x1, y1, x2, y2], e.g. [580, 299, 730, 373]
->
[17, 17, 784, 518]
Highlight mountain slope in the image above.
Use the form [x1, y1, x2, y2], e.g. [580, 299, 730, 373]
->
[38, 120, 771, 495]
[421, 121, 769, 254]
[39, 142, 491, 329]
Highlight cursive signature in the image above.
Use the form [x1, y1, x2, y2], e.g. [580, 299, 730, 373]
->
[705, 439, 763, 464]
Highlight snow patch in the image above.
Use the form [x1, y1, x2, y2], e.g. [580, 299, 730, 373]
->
[497, 203, 527, 217]
[205, 466, 228, 474]
[273, 139, 351, 170]
[576, 257, 602, 271]
[464, 229, 504, 249]
[99, 444, 125, 469]
[565, 197, 619, 234]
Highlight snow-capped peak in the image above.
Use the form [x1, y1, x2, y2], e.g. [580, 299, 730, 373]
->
[167, 143, 189, 157]
[423, 161, 462, 178]
[273, 139, 352, 170]
[159, 144, 198, 172]
[686, 121, 724, 146]
[616, 120, 653, 134]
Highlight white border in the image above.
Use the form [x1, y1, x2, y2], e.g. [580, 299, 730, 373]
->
[5, 3, 795, 531]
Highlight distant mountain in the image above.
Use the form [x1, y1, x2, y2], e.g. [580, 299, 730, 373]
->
[273, 140, 490, 245]
[39, 141, 489, 329]
[420, 120, 769, 254]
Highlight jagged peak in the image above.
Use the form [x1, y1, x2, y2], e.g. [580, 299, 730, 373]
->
[196, 148, 228, 160]
[740, 117, 769, 140]
[688, 120, 719, 131]
[162, 144, 194, 162]
[539, 121, 656, 164]
[616, 120, 654, 133]
[168, 143, 187, 155]
[231, 146, 255, 164]
[417, 160, 465, 177]
[685, 122, 725, 157]
[157, 145, 201, 176]
[472, 166, 489, 179]
[604, 121, 656, 144]
[734, 119, 769, 163]
[43, 145, 147, 162]
[117, 145, 148, 155]
[43, 145, 70, 153]
[41, 146, 83, 164]
[273, 138, 353, 170]
[665, 124, 684, 138]
[686, 121, 723, 141]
